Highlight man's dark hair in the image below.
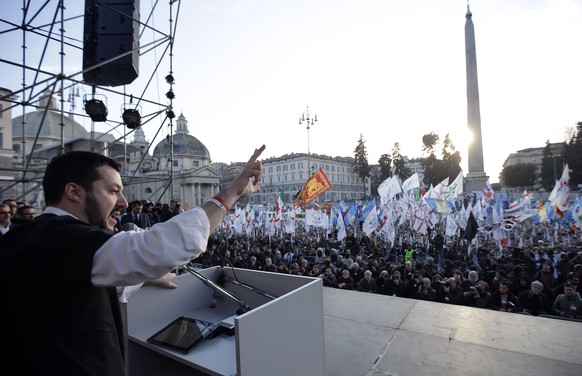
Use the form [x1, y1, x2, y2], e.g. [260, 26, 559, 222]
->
[16, 205, 34, 215]
[43, 151, 120, 205]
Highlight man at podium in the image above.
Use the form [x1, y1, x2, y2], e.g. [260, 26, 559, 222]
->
[0, 145, 266, 375]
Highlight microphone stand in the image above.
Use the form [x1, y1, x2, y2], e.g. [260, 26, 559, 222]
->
[182, 264, 252, 315]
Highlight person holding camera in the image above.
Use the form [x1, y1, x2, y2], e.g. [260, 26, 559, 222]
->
[436, 277, 464, 305]
[162, 198, 183, 222]
[462, 280, 492, 308]
[405, 273, 423, 299]
[381, 270, 407, 297]
[417, 277, 437, 301]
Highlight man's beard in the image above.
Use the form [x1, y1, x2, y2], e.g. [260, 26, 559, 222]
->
[85, 192, 108, 229]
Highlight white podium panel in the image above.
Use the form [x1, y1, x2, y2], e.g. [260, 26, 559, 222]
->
[127, 267, 325, 376]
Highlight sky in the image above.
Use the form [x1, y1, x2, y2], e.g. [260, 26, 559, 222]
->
[2, 0, 582, 184]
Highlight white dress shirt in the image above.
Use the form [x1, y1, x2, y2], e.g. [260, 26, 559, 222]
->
[43, 206, 210, 287]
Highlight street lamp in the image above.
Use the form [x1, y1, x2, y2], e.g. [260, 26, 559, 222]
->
[299, 106, 317, 177]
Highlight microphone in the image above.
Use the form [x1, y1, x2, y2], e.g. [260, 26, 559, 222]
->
[182, 264, 252, 315]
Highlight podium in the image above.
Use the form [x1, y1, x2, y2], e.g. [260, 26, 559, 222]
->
[126, 266, 325, 376]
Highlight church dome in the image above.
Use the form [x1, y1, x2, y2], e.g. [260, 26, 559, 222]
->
[12, 91, 88, 139]
[152, 113, 210, 160]
[153, 133, 210, 159]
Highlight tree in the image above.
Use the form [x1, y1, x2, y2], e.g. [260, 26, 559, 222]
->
[440, 133, 462, 182]
[501, 163, 537, 188]
[378, 154, 392, 181]
[420, 132, 461, 187]
[353, 134, 370, 196]
[392, 142, 411, 180]
[540, 140, 556, 191]
[563, 121, 582, 187]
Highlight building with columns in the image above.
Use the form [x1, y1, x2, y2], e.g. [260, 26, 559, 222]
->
[118, 113, 222, 207]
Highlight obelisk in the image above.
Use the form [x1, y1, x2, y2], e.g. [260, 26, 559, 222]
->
[464, 5, 488, 193]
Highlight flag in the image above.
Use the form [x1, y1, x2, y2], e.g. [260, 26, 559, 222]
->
[276, 191, 284, 224]
[305, 208, 328, 228]
[377, 175, 401, 206]
[463, 210, 479, 241]
[362, 204, 379, 235]
[444, 171, 463, 201]
[359, 197, 377, 222]
[294, 167, 333, 208]
[424, 197, 456, 215]
[483, 178, 494, 202]
[402, 173, 420, 192]
[335, 208, 347, 241]
[431, 177, 449, 199]
[549, 163, 570, 213]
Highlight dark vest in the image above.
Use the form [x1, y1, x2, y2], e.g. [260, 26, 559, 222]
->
[0, 214, 127, 375]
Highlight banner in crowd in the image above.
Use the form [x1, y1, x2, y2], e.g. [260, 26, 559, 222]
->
[294, 167, 333, 208]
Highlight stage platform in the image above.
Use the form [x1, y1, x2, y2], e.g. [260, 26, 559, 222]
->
[323, 288, 582, 376]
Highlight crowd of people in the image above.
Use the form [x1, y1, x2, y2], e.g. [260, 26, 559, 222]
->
[3, 193, 582, 322]
[190, 226, 582, 321]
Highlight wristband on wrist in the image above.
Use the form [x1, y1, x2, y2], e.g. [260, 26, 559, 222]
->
[208, 198, 227, 217]
[211, 195, 230, 215]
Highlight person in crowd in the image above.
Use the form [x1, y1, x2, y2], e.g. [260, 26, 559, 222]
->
[11, 204, 35, 225]
[406, 273, 423, 299]
[533, 262, 558, 303]
[263, 257, 278, 273]
[518, 280, 554, 316]
[381, 270, 407, 297]
[201, 245, 221, 267]
[162, 198, 183, 222]
[553, 282, 582, 319]
[417, 277, 437, 301]
[336, 269, 354, 290]
[277, 261, 290, 274]
[120, 200, 151, 230]
[554, 272, 581, 296]
[2, 198, 17, 221]
[0, 203, 13, 238]
[283, 248, 295, 265]
[436, 277, 464, 305]
[490, 280, 521, 312]
[0, 145, 265, 375]
[333, 255, 348, 278]
[349, 262, 364, 287]
[357, 270, 378, 293]
[322, 266, 337, 287]
[462, 280, 492, 308]
[461, 270, 480, 291]
[247, 255, 261, 270]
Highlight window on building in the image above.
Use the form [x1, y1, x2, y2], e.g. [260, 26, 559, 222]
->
[192, 161, 199, 167]
[268, 166, 273, 173]
[291, 163, 295, 170]
[276, 166, 281, 172]
[173, 160, 179, 167]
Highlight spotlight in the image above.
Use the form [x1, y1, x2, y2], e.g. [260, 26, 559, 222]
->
[85, 99, 108, 122]
[166, 90, 175, 100]
[166, 109, 175, 119]
[122, 109, 141, 129]
[165, 74, 175, 84]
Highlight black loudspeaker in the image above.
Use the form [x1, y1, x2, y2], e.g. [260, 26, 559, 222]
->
[83, 0, 140, 87]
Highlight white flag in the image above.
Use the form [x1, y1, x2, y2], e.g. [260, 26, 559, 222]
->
[402, 173, 420, 192]
[378, 175, 402, 206]
[444, 171, 463, 201]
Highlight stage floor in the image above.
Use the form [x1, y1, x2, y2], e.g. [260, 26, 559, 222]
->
[323, 288, 582, 376]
